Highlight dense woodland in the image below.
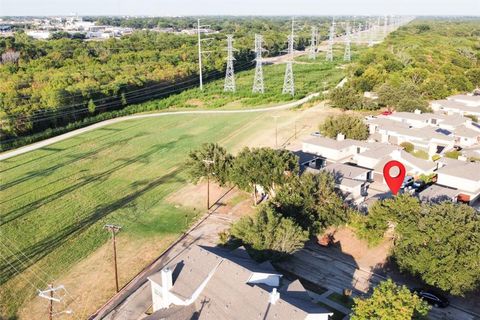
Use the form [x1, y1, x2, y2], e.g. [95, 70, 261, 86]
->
[1, 17, 479, 148]
[0, 17, 340, 143]
[332, 19, 480, 112]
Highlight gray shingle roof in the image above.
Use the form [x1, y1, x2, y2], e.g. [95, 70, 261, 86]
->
[323, 163, 371, 179]
[455, 125, 480, 138]
[149, 245, 330, 320]
[303, 136, 367, 149]
[437, 162, 480, 181]
[418, 185, 460, 203]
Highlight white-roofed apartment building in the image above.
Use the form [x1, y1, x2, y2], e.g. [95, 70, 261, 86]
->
[300, 135, 438, 202]
[366, 110, 480, 154]
[435, 161, 480, 205]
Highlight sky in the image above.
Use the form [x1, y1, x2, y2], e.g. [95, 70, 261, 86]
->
[0, 0, 479, 16]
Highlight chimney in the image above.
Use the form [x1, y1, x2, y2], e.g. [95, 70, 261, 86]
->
[161, 267, 173, 291]
[337, 133, 345, 141]
[269, 288, 280, 305]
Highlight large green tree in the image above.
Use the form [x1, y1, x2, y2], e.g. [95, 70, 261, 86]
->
[328, 86, 364, 110]
[184, 143, 233, 186]
[377, 82, 430, 113]
[351, 279, 430, 320]
[355, 195, 480, 295]
[393, 202, 480, 295]
[230, 147, 299, 205]
[272, 172, 349, 235]
[230, 205, 308, 258]
[320, 114, 369, 140]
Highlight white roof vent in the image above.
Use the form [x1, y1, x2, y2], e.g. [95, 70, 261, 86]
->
[269, 288, 280, 305]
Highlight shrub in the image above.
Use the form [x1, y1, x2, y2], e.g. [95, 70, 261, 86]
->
[445, 150, 461, 159]
[400, 142, 414, 153]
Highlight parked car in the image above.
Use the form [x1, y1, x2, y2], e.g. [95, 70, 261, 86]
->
[412, 180, 427, 192]
[311, 131, 321, 137]
[401, 176, 414, 189]
[412, 288, 449, 308]
[381, 111, 393, 116]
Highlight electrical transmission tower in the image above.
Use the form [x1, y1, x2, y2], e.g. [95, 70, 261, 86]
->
[282, 18, 295, 96]
[326, 18, 335, 62]
[384, 15, 388, 37]
[252, 34, 265, 94]
[368, 19, 374, 47]
[308, 26, 318, 59]
[355, 22, 362, 44]
[197, 19, 213, 91]
[344, 22, 351, 62]
[224, 35, 236, 92]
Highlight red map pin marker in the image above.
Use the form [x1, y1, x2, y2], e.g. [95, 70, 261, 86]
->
[383, 160, 406, 195]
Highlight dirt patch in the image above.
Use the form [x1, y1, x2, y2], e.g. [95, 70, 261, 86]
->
[166, 182, 254, 217]
[327, 226, 393, 271]
[17, 234, 176, 320]
[237, 102, 344, 151]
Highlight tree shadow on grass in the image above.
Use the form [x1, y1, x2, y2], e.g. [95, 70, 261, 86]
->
[0, 132, 146, 192]
[0, 123, 144, 175]
[0, 136, 192, 227]
[0, 127, 152, 191]
[0, 167, 183, 285]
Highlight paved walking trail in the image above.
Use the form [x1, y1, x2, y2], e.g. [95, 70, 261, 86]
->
[0, 93, 319, 161]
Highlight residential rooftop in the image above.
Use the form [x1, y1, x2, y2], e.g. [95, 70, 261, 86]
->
[147, 245, 331, 320]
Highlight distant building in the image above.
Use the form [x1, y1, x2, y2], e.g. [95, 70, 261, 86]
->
[431, 94, 480, 118]
[366, 109, 480, 152]
[26, 30, 51, 39]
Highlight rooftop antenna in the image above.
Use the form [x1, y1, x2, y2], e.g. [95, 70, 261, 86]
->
[326, 17, 335, 62]
[308, 26, 318, 60]
[252, 34, 266, 94]
[344, 22, 351, 62]
[282, 17, 295, 96]
[223, 35, 237, 92]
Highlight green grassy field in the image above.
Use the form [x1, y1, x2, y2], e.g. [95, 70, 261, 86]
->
[0, 44, 365, 318]
[0, 112, 267, 317]
[122, 45, 360, 111]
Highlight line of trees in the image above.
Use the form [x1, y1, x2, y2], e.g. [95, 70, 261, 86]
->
[185, 143, 351, 259]
[351, 194, 480, 296]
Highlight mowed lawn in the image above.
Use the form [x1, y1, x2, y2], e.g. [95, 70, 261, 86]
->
[0, 112, 263, 318]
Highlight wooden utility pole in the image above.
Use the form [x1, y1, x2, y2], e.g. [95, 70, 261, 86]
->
[202, 159, 214, 210]
[104, 224, 121, 293]
[49, 284, 53, 320]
